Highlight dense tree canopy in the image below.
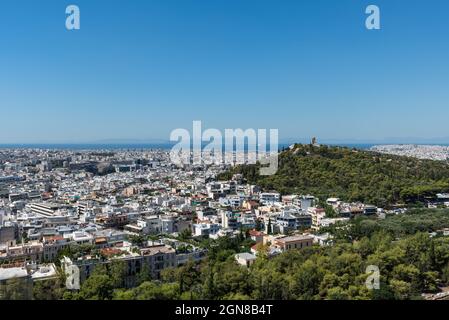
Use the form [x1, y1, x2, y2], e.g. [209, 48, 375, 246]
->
[219, 144, 449, 207]
[324, 208, 449, 240]
[61, 210, 449, 301]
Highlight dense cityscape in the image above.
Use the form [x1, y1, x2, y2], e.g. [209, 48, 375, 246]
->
[1, 144, 449, 300]
[370, 145, 449, 161]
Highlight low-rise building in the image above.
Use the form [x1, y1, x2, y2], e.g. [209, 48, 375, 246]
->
[275, 235, 314, 252]
[235, 252, 257, 267]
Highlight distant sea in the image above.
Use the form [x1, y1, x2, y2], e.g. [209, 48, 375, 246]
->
[1, 143, 448, 151]
[0, 143, 177, 150]
[0, 143, 377, 150]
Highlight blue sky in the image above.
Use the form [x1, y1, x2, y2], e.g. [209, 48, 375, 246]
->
[0, 0, 448, 143]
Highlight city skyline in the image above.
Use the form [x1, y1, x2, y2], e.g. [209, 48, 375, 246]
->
[1, 0, 449, 143]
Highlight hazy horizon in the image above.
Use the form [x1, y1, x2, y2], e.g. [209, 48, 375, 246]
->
[3, 136, 449, 146]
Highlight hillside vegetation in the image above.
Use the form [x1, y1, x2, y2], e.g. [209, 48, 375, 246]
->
[219, 144, 449, 207]
[24, 209, 449, 300]
[65, 210, 449, 301]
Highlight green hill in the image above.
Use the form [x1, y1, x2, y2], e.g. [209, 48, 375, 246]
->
[219, 144, 449, 207]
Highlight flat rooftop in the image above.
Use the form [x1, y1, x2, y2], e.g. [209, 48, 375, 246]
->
[276, 235, 314, 243]
[0, 267, 29, 281]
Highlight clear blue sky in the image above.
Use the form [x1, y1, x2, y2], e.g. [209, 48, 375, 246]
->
[0, 0, 448, 143]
